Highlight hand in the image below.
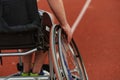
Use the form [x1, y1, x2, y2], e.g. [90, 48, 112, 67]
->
[61, 24, 72, 43]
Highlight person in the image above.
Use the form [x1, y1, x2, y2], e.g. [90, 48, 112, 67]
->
[1, 0, 72, 76]
[22, 0, 72, 76]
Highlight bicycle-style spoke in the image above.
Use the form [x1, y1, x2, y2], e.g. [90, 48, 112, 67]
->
[58, 28, 88, 80]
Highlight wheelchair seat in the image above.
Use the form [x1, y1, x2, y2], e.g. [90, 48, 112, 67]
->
[0, 30, 38, 49]
[0, 0, 48, 50]
[0, 0, 53, 79]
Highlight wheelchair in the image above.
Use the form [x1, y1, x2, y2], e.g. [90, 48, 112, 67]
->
[0, 10, 88, 80]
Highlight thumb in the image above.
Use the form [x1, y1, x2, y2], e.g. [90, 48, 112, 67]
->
[68, 30, 73, 43]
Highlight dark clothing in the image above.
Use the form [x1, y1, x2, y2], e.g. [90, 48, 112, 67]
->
[2, 0, 29, 25]
[0, 0, 41, 33]
[0, 0, 48, 50]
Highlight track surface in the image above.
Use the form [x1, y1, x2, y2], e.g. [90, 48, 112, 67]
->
[0, 0, 120, 80]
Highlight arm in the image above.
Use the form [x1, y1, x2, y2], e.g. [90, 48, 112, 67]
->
[47, 0, 72, 42]
[47, 0, 67, 26]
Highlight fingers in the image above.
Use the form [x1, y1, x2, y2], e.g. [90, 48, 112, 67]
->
[61, 24, 72, 43]
[68, 31, 72, 43]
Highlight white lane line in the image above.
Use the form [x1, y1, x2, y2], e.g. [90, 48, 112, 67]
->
[71, 0, 91, 34]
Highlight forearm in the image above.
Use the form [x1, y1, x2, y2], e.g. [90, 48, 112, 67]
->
[47, 0, 68, 27]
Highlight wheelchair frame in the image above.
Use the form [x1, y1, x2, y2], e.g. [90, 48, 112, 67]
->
[0, 10, 54, 80]
[0, 10, 88, 80]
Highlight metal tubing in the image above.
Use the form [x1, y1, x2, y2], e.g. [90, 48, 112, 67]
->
[0, 48, 37, 57]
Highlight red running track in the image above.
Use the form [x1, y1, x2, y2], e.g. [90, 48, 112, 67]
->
[0, 0, 120, 80]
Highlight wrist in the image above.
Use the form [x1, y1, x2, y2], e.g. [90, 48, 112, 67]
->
[61, 23, 70, 29]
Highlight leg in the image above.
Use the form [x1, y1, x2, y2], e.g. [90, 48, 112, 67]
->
[32, 51, 48, 74]
[22, 54, 32, 73]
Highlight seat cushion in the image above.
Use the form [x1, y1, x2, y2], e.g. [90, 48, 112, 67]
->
[0, 30, 38, 49]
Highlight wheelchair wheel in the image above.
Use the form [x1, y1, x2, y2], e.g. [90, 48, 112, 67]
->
[58, 28, 88, 80]
[50, 25, 67, 80]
